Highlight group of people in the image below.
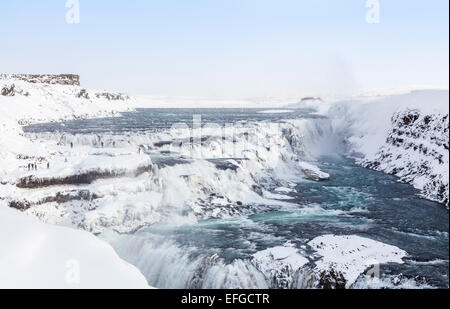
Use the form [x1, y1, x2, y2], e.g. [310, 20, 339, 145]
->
[28, 162, 50, 171]
[24, 142, 141, 173]
[27, 163, 37, 171]
[27, 162, 50, 171]
[70, 141, 116, 149]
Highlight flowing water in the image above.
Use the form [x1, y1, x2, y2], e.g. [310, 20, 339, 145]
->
[24, 108, 449, 289]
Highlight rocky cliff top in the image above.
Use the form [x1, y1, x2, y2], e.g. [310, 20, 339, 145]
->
[0, 74, 80, 86]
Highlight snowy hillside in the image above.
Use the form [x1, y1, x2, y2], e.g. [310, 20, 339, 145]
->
[0, 205, 149, 289]
[0, 76, 136, 175]
[0, 75, 151, 288]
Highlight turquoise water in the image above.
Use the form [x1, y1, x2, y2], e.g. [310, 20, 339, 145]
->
[24, 108, 449, 289]
[121, 155, 448, 288]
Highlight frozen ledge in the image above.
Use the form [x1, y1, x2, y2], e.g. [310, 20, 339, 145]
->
[299, 161, 330, 181]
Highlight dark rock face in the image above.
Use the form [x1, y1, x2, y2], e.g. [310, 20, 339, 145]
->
[9, 190, 101, 211]
[317, 269, 347, 289]
[94, 92, 130, 101]
[16, 164, 153, 189]
[1, 83, 30, 97]
[76, 88, 90, 99]
[1, 84, 15, 96]
[75, 89, 129, 101]
[363, 109, 449, 207]
[0, 74, 80, 86]
[9, 200, 32, 211]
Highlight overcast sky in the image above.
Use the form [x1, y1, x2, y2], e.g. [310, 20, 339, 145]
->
[0, 0, 448, 98]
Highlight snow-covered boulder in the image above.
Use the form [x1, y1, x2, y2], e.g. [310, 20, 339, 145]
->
[308, 235, 407, 288]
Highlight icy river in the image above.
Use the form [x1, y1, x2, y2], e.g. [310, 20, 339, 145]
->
[24, 108, 449, 289]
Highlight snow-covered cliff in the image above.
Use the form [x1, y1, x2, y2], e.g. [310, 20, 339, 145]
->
[324, 90, 449, 208]
[363, 109, 448, 206]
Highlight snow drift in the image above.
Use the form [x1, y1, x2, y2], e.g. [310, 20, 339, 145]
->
[0, 205, 149, 289]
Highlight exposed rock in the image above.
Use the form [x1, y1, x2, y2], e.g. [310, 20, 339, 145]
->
[1, 84, 15, 96]
[8, 190, 101, 211]
[317, 268, 347, 289]
[16, 163, 153, 189]
[76, 88, 90, 99]
[94, 92, 130, 101]
[0, 74, 80, 86]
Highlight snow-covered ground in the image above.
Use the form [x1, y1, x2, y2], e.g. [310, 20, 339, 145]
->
[0, 204, 149, 289]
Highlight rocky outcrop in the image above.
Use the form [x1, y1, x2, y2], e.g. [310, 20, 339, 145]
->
[0, 74, 80, 86]
[9, 190, 101, 211]
[75, 89, 130, 101]
[1, 84, 15, 96]
[301, 96, 323, 102]
[94, 92, 130, 101]
[1, 83, 31, 97]
[16, 163, 153, 189]
[76, 88, 90, 99]
[363, 110, 449, 207]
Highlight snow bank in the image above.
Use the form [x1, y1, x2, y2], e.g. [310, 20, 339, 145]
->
[308, 235, 407, 288]
[0, 205, 149, 289]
